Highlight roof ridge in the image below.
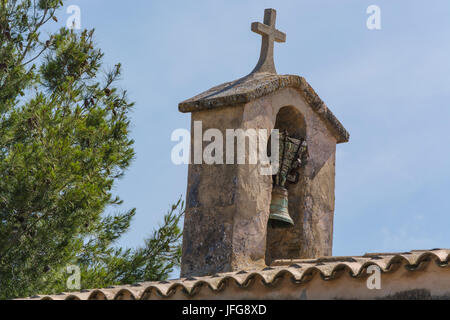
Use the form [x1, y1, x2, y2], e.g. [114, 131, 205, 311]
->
[178, 73, 350, 143]
[19, 249, 450, 300]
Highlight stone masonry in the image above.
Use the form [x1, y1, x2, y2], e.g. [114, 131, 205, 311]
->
[179, 9, 349, 277]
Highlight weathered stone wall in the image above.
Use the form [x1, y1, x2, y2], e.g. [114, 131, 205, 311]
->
[232, 96, 273, 271]
[181, 106, 244, 277]
[181, 87, 339, 277]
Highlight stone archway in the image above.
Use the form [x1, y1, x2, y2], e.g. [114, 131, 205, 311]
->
[265, 105, 308, 265]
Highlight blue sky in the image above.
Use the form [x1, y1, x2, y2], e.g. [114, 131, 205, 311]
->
[52, 1, 450, 266]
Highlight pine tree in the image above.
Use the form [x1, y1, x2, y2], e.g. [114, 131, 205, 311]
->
[0, 0, 183, 299]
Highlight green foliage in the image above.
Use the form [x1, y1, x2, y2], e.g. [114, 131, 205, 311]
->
[0, 1, 183, 299]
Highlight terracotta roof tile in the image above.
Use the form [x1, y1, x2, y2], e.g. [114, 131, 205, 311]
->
[19, 249, 450, 300]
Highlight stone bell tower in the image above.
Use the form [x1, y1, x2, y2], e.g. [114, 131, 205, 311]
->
[179, 9, 349, 277]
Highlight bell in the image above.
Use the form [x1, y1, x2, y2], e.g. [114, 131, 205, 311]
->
[269, 186, 294, 228]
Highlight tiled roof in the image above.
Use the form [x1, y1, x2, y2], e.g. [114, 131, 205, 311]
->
[21, 249, 450, 300]
[178, 72, 350, 143]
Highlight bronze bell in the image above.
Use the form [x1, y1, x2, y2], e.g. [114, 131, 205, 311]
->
[269, 186, 293, 228]
[268, 130, 307, 229]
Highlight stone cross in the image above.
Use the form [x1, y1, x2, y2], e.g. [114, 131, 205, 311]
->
[251, 8, 286, 74]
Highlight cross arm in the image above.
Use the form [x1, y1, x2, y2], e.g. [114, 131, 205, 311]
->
[251, 22, 286, 43]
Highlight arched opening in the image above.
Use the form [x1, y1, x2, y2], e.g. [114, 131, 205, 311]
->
[265, 105, 307, 265]
[273, 105, 306, 139]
